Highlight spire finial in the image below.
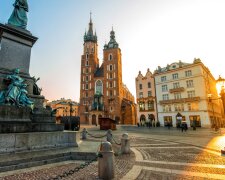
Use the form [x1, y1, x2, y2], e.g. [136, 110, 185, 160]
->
[90, 11, 92, 22]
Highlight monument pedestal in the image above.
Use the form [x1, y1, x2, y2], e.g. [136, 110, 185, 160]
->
[0, 131, 80, 154]
[0, 23, 37, 75]
[0, 105, 31, 133]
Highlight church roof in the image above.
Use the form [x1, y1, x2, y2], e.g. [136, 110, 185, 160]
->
[94, 66, 104, 77]
[104, 27, 119, 49]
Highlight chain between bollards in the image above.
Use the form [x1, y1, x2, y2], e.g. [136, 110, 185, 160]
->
[48, 153, 100, 180]
[81, 128, 107, 139]
[112, 135, 121, 145]
[87, 131, 107, 138]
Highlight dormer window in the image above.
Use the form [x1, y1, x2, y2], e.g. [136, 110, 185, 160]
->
[109, 54, 113, 61]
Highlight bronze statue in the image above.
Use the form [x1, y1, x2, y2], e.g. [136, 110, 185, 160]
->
[8, 0, 29, 29]
[0, 68, 34, 109]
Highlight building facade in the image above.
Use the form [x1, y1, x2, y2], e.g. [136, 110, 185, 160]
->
[48, 98, 79, 123]
[154, 58, 223, 128]
[135, 68, 158, 125]
[79, 17, 137, 125]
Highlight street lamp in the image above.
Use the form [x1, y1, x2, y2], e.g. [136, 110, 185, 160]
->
[217, 76, 225, 116]
[68, 102, 75, 130]
[207, 93, 216, 129]
[216, 76, 225, 156]
[207, 76, 225, 129]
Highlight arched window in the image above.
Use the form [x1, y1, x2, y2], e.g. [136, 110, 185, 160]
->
[108, 54, 113, 61]
[95, 80, 103, 95]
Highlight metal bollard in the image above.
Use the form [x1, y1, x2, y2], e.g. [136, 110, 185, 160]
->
[81, 128, 87, 140]
[121, 133, 130, 154]
[106, 129, 113, 143]
[98, 142, 115, 179]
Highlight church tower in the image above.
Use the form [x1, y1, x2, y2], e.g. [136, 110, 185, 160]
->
[79, 18, 137, 125]
[79, 15, 99, 124]
[103, 28, 123, 122]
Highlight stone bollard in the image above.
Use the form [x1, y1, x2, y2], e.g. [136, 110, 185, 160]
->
[106, 129, 113, 143]
[81, 128, 87, 140]
[98, 142, 115, 179]
[121, 133, 130, 154]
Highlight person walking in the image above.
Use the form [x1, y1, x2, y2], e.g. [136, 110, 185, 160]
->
[181, 122, 185, 132]
[184, 122, 188, 132]
[146, 118, 150, 128]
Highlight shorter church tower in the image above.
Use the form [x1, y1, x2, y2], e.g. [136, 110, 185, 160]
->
[103, 28, 123, 122]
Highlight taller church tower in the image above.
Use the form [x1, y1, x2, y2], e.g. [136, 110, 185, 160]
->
[79, 15, 99, 123]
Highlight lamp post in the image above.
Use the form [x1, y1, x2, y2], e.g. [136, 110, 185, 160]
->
[207, 93, 216, 129]
[208, 76, 225, 129]
[216, 76, 225, 156]
[68, 102, 75, 130]
[217, 76, 225, 117]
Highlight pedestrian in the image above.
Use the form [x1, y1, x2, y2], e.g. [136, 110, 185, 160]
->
[146, 118, 150, 128]
[181, 122, 185, 132]
[184, 122, 188, 132]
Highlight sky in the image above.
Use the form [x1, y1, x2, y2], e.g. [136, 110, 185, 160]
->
[1, 0, 225, 102]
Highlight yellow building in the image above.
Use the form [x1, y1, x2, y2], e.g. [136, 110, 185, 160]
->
[154, 58, 224, 128]
[48, 98, 79, 123]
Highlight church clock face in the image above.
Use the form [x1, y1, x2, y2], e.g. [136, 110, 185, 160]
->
[95, 80, 103, 95]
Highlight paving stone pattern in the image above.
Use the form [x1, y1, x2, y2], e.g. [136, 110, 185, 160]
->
[0, 149, 135, 180]
[136, 169, 212, 180]
[1, 129, 225, 179]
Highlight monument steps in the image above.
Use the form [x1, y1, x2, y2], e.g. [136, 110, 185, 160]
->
[0, 141, 100, 173]
[0, 154, 71, 172]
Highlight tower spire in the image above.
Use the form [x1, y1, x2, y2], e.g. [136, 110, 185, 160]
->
[90, 11, 92, 23]
[84, 13, 97, 43]
[104, 27, 119, 49]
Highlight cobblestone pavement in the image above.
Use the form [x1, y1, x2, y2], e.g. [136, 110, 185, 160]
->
[122, 135, 225, 180]
[0, 141, 136, 180]
[0, 127, 225, 179]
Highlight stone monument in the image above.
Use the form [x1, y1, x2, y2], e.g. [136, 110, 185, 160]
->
[0, 1, 79, 153]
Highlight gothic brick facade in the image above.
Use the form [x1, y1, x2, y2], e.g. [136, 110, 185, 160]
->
[79, 17, 137, 125]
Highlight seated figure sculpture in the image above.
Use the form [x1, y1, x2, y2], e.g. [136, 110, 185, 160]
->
[0, 68, 34, 109]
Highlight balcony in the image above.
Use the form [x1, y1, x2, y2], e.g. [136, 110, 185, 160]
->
[139, 108, 155, 112]
[137, 96, 155, 103]
[159, 96, 200, 105]
[169, 87, 185, 93]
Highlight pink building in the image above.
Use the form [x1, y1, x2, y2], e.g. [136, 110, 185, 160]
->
[135, 68, 158, 126]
